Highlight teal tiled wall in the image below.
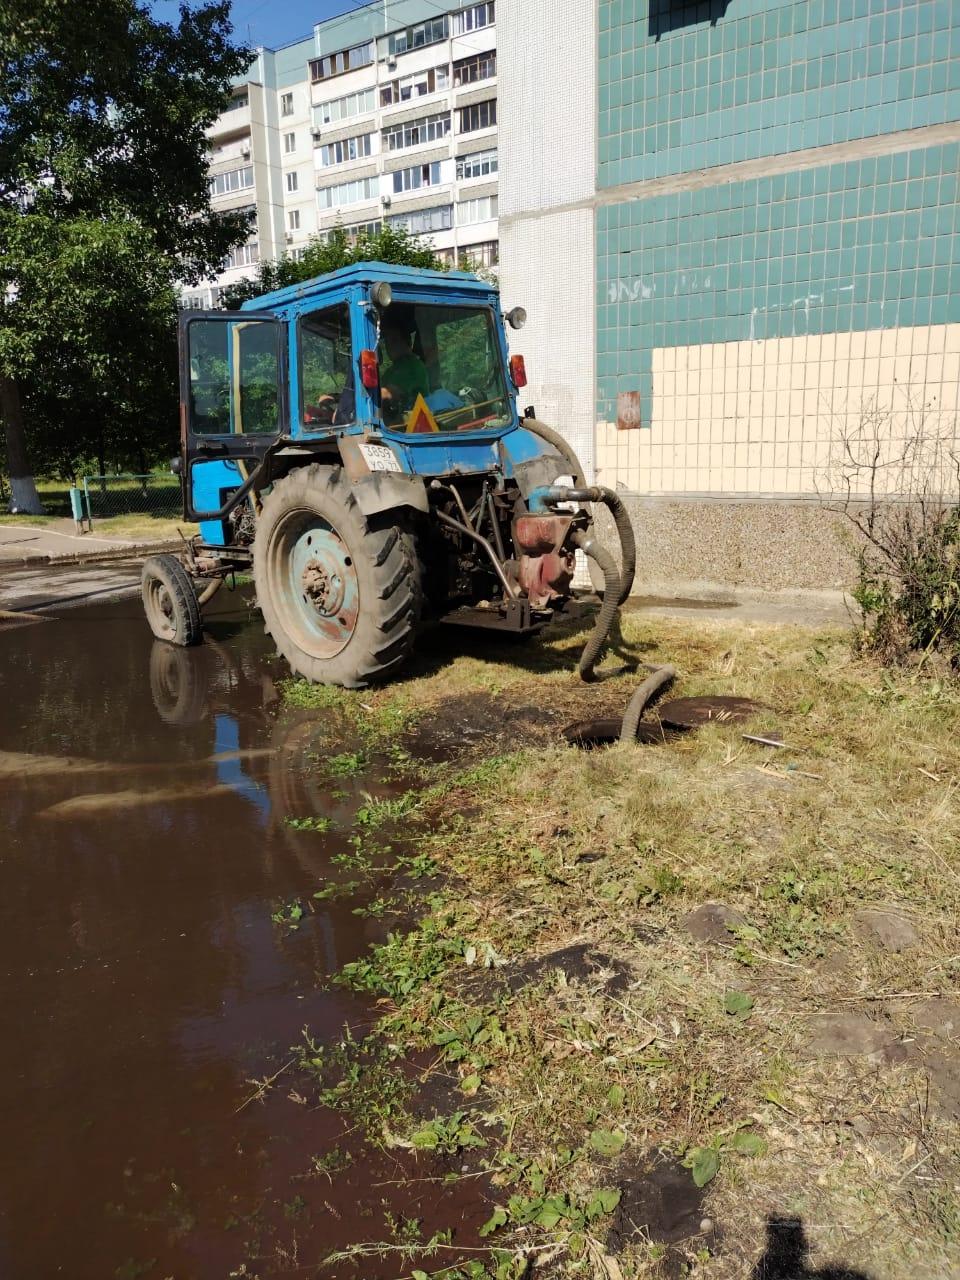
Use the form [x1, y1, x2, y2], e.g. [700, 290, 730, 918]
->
[598, 0, 960, 187]
[596, 143, 960, 422]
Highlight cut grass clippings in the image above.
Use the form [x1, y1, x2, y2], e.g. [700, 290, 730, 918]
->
[284, 612, 960, 1279]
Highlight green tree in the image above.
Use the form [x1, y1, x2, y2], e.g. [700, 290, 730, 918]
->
[220, 224, 448, 309]
[0, 0, 252, 511]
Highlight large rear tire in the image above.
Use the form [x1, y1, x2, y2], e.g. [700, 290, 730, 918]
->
[253, 464, 421, 687]
[141, 554, 202, 646]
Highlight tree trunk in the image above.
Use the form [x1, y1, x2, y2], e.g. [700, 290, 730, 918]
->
[0, 375, 44, 514]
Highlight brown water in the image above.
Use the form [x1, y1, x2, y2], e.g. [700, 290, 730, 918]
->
[0, 591, 487, 1278]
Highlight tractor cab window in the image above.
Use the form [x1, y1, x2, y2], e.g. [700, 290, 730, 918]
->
[378, 302, 510, 433]
[300, 302, 355, 427]
[187, 318, 282, 435]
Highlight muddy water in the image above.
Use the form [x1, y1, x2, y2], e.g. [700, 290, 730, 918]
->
[0, 592, 486, 1278]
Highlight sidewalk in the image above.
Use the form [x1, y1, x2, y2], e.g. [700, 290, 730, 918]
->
[0, 523, 182, 612]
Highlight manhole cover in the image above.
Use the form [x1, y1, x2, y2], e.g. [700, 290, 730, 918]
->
[562, 718, 673, 748]
[656, 696, 768, 730]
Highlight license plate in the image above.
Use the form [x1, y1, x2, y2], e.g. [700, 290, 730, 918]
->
[359, 442, 402, 473]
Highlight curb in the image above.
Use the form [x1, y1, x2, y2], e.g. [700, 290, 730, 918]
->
[0, 540, 183, 569]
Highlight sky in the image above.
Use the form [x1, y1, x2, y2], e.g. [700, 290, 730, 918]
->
[148, 0, 372, 51]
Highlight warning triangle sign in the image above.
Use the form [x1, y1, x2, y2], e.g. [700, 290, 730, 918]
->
[404, 393, 440, 434]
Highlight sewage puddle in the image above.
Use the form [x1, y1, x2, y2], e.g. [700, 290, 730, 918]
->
[0, 591, 488, 1278]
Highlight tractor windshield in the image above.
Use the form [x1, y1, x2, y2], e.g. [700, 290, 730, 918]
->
[378, 302, 512, 433]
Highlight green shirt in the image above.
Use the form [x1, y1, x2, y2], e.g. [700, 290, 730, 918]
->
[385, 350, 429, 402]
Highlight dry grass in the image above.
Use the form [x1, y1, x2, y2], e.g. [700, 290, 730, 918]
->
[289, 613, 960, 1279]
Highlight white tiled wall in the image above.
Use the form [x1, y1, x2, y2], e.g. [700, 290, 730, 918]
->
[596, 324, 960, 498]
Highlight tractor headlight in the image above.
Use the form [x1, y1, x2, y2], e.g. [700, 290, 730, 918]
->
[505, 306, 527, 330]
[370, 281, 393, 310]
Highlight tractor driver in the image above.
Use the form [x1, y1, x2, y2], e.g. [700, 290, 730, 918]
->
[380, 321, 429, 422]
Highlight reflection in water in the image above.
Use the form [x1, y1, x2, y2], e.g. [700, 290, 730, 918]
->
[0, 591, 486, 1278]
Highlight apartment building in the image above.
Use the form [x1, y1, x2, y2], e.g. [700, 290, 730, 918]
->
[499, 0, 960, 596]
[182, 0, 499, 309]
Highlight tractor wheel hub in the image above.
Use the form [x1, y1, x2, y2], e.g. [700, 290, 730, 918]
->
[301, 557, 345, 616]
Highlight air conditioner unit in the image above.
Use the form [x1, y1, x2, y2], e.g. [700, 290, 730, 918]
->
[241, 145, 251, 158]
[311, 127, 323, 139]
[285, 232, 294, 243]
[387, 55, 397, 69]
[381, 194, 392, 208]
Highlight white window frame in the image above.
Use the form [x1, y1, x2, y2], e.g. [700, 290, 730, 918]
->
[457, 195, 497, 225]
[456, 147, 498, 180]
[283, 132, 296, 154]
[208, 165, 254, 197]
[317, 176, 379, 209]
[392, 160, 442, 194]
[315, 86, 376, 126]
[319, 133, 373, 167]
[387, 204, 453, 234]
[382, 111, 450, 152]
[453, 2, 494, 35]
[280, 91, 294, 116]
[286, 171, 299, 193]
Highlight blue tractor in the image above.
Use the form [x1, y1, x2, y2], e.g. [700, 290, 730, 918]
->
[141, 262, 636, 688]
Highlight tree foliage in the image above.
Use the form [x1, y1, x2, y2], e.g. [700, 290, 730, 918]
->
[221, 224, 449, 309]
[0, 0, 251, 501]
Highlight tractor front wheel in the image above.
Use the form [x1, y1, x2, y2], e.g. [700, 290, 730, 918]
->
[253, 464, 421, 687]
[141, 554, 203, 646]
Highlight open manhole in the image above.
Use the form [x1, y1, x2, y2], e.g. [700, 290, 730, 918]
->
[562, 718, 674, 749]
[656, 695, 768, 731]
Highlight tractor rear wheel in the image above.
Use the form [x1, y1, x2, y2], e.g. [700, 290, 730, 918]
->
[141, 554, 203, 646]
[253, 463, 421, 687]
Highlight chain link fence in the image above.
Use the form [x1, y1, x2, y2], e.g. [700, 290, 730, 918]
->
[81, 473, 183, 527]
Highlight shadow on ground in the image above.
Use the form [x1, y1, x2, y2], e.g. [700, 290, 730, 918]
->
[751, 1217, 872, 1279]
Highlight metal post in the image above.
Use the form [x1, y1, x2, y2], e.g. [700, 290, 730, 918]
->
[82, 476, 94, 531]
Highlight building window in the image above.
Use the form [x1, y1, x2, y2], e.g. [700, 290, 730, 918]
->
[433, 247, 457, 265]
[378, 16, 448, 59]
[387, 204, 453, 234]
[315, 86, 376, 126]
[382, 111, 449, 152]
[457, 195, 497, 224]
[224, 93, 248, 113]
[286, 171, 299, 193]
[323, 219, 382, 243]
[224, 241, 259, 270]
[208, 165, 254, 197]
[458, 241, 498, 267]
[317, 175, 379, 209]
[453, 2, 494, 34]
[319, 133, 373, 167]
[180, 286, 221, 310]
[456, 147, 497, 179]
[280, 91, 294, 116]
[392, 161, 442, 194]
[453, 50, 496, 86]
[309, 41, 373, 83]
[380, 65, 449, 107]
[288, 210, 300, 230]
[284, 132, 296, 154]
[458, 99, 496, 133]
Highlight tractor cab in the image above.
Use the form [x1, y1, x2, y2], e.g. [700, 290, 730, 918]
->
[144, 263, 628, 688]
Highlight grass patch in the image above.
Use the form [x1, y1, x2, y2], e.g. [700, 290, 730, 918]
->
[90, 514, 199, 540]
[288, 613, 960, 1278]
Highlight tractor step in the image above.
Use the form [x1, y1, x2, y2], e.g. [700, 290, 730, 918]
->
[438, 598, 552, 633]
